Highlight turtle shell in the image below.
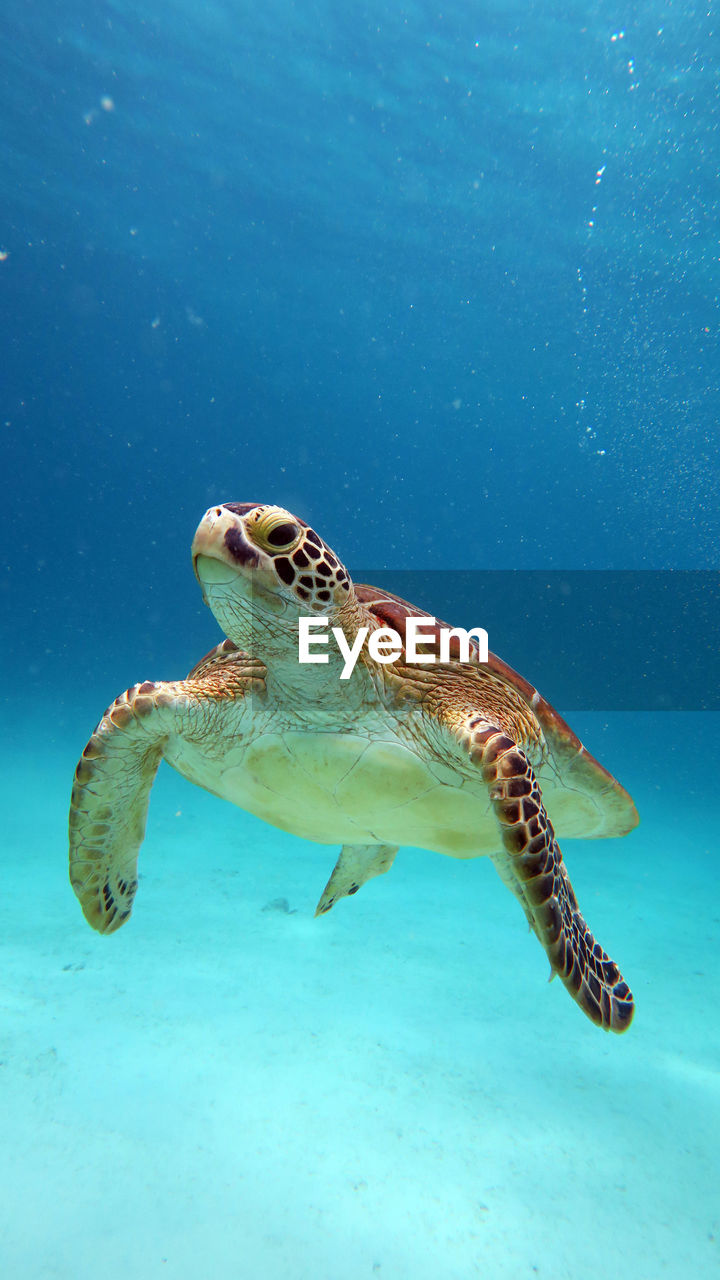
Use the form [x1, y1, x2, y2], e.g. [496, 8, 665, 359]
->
[354, 583, 639, 841]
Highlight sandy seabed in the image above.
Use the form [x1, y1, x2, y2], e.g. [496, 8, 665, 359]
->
[1, 705, 717, 1279]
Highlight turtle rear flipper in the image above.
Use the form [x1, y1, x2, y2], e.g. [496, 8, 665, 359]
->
[315, 843, 398, 915]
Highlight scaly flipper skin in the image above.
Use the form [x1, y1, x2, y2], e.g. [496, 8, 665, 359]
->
[69, 651, 265, 933]
[69, 682, 173, 932]
[447, 712, 634, 1032]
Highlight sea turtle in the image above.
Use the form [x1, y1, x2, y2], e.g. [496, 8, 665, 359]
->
[69, 502, 638, 1032]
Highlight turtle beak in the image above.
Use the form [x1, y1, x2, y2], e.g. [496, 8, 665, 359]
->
[191, 505, 259, 595]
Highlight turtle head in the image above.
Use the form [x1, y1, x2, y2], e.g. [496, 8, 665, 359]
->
[192, 502, 355, 652]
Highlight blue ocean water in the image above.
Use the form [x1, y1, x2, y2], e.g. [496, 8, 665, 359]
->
[1, 3, 718, 1278]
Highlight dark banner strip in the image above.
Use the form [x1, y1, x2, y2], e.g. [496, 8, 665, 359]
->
[349, 571, 720, 711]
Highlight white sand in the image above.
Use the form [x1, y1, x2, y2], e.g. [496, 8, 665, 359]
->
[1, 708, 717, 1279]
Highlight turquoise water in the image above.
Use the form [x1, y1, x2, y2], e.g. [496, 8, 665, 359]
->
[2, 3, 718, 1277]
[2, 706, 718, 1276]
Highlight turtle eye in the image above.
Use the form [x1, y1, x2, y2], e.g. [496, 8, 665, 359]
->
[265, 521, 300, 549]
[250, 512, 302, 553]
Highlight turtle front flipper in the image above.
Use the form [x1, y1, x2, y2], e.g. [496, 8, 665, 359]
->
[315, 843, 398, 915]
[70, 651, 267, 933]
[449, 714, 634, 1032]
[69, 681, 179, 933]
